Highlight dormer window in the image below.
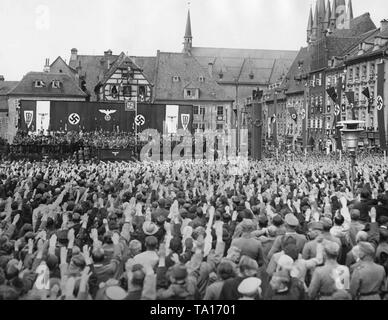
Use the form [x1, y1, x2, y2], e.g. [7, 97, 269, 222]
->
[52, 80, 61, 88]
[249, 72, 254, 80]
[198, 76, 205, 82]
[34, 80, 46, 88]
[219, 72, 223, 79]
[172, 76, 180, 82]
[184, 88, 199, 99]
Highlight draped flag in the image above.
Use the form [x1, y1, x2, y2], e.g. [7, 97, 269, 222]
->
[289, 107, 298, 122]
[326, 87, 338, 103]
[377, 61, 386, 150]
[361, 87, 372, 114]
[302, 95, 308, 149]
[335, 76, 343, 151]
[20, 100, 37, 132]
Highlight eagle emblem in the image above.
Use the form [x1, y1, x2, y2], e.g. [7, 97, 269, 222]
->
[99, 109, 117, 121]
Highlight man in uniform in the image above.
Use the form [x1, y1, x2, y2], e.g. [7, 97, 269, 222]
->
[349, 241, 386, 300]
[308, 241, 350, 300]
[267, 214, 307, 260]
[303, 217, 341, 260]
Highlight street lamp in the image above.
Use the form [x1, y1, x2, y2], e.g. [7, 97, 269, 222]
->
[340, 120, 365, 195]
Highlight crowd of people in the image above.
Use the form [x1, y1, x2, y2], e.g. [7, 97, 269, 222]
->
[0, 154, 388, 300]
[12, 131, 138, 150]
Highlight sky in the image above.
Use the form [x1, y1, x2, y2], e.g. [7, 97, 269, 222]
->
[0, 0, 387, 81]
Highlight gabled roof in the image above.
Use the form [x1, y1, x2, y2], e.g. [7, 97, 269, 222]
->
[154, 52, 232, 102]
[285, 47, 311, 95]
[330, 13, 376, 38]
[100, 53, 155, 86]
[8, 72, 87, 98]
[130, 56, 157, 85]
[190, 47, 298, 85]
[69, 54, 120, 100]
[0, 81, 19, 96]
[50, 56, 76, 74]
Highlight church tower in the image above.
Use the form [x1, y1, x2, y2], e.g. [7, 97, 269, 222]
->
[330, 0, 338, 31]
[311, 3, 319, 42]
[307, 6, 314, 43]
[183, 10, 193, 54]
[323, 0, 331, 32]
[317, 0, 326, 35]
[345, 0, 354, 27]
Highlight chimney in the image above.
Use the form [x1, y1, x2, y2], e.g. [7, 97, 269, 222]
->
[104, 50, 112, 69]
[0, 75, 4, 81]
[381, 19, 388, 33]
[43, 58, 50, 72]
[70, 48, 78, 61]
[208, 62, 213, 77]
[104, 49, 112, 57]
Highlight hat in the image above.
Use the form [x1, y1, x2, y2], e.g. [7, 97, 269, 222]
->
[240, 219, 256, 233]
[142, 221, 159, 236]
[284, 214, 299, 227]
[277, 254, 294, 271]
[358, 241, 375, 258]
[267, 225, 278, 237]
[308, 221, 323, 231]
[320, 217, 333, 229]
[272, 215, 284, 226]
[171, 265, 187, 283]
[105, 286, 127, 300]
[237, 277, 262, 296]
[324, 241, 340, 256]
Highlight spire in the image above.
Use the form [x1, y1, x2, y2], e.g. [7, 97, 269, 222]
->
[184, 9, 192, 40]
[323, 0, 331, 31]
[330, 0, 337, 30]
[183, 9, 193, 53]
[307, 6, 313, 43]
[317, 0, 326, 23]
[311, 3, 319, 41]
[347, 0, 354, 20]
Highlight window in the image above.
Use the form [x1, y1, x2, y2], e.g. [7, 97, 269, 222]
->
[52, 80, 61, 88]
[219, 72, 223, 79]
[217, 106, 224, 116]
[122, 85, 131, 96]
[173, 76, 180, 82]
[111, 85, 118, 97]
[185, 89, 192, 98]
[193, 123, 198, 130]
[355, 67, 360, 78]
[216, 124, 223, 130]
[193, 106, 199, 115]
[34, 80, 46, 88]
[138, 86, 146, 101]
[249, 72, 254, 80]
[198, 76, 205, 82]
[362, 65, 367, 77]
[200, 107, 205, 115]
